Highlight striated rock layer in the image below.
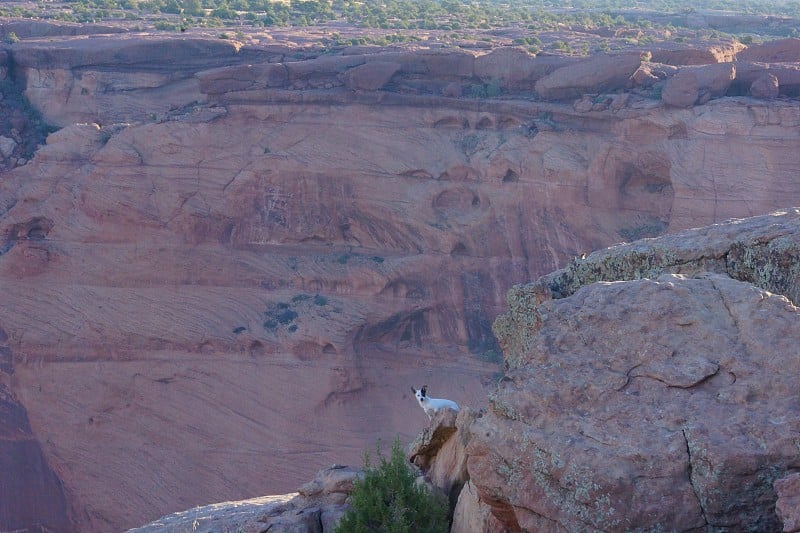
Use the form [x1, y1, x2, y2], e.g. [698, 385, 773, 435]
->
[1, 33, 800, 530]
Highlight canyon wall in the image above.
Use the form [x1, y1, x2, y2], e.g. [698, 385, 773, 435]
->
[1, 32, 800, 530]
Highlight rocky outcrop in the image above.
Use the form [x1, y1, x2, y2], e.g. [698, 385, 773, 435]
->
[650, 42, 743, 65]
[494, 208, 800, 363]
[473, 47, 563, 91]
[738, 38, 800, 63]
[776, 473, 800, 532]
[534, 52, 644, 100]
[12, 36, 246, 126]
[476, 210, 800, 530]
[732, 61, 800, 98]
[128, 465, 361, 533]
[344, 60, 400, 91]
[0, 328, 72, 533]
[407, 210, 800, 531]
[661, 62, 736, 107]
[408, 408, 472, 508]
[750, 72, 780, 98]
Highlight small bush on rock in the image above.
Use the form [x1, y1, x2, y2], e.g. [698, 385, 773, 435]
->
[335, 437, 449, 533]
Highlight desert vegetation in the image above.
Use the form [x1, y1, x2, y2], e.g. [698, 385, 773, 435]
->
[335, 438, 449, 533]
[2, 0, 800, 44]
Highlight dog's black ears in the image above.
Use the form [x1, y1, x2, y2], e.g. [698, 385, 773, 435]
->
[421, 385, 427, 396]
[410, 386, 417, 394]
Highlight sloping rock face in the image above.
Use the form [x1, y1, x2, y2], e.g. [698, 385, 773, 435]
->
[776, 472, 800, 532]
[127, 465, 360, 533]
[469, 210, 800, 531]
[3, 33, 800, 531]
[0, 328, 72, 533]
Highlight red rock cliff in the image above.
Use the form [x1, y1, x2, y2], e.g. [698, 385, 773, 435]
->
[1, 34, 800, 530]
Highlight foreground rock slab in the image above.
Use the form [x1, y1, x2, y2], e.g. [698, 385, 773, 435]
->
[470, 210, 800, 531]
[127, 465, 361, 533]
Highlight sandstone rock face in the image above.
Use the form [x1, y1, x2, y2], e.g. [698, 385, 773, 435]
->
[475, 210, 800, 531]
[344, 60, 400, 91]
[733, 61, 800, 98]
[534, 52, 643, 100]
[738, 37, 800, 63]
[650, 42, 743, 65]
[0, 329, 72, 533]
[409, 408, 472, 506]
[473, 47, 546, 91]
[4, 34, 800, 531]
[662, 62, 736, 107]
[128, 465, 360, 533]
[775, 473, 800, 532]
[451, 480, 506, 533]
[750, 72, 780, 98]
[13, 36, 245, 127]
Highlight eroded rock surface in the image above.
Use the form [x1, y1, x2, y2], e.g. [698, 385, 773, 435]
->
[776, 472, 800, 532]
[0, 329, 72, 532]
[127, 465, 360, 533]
[472, 210, 800, 531]
[3, 30, 800, 531]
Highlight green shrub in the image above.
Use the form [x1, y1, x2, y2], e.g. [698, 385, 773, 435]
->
[335, 438, 449, 533]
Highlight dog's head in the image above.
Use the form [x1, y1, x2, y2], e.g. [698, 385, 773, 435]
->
[410, 385, 428, 404]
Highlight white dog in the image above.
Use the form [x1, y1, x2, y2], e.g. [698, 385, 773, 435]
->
[411, 385, 459, 420]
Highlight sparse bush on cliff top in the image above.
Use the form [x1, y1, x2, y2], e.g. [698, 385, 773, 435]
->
[335, 437, 449, 533]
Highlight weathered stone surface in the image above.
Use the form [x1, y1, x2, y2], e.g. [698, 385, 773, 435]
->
[479, 211, 800, 531]
[535, 52, 644, 100]
[650, 42, 743, 65]
[738, 37, 800, 63]
[297, 465, 362, 501]
[128, 465, 360, 533]
[0, 135, 16, 158]
[12, 36, 244, 126]
[750, 72, 780, 98]
[474, 47, 544, 91]
[661, 62, 735, 107]
[344, 60, 400, 90]
[451, 480, 505, 533]
[408, 408, 473, 506]
[0, 330, 72, 533]
[629, 61, 678, 89]
[733, 61, 800, 98]
[5, 33, 800, 531]
[775, 472, 800, 532]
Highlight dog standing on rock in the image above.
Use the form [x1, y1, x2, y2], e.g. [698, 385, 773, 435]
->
[411, 385, 460, 420]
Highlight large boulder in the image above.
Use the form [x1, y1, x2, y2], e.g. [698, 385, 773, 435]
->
[750, 72, 780, 99]
[650, 43, 742, 65]
[408, 407, 473, 506]
[344, 61, 400, 91]
[472, 209, 800, 531]
[474, 47, 543, 91]
[733, 61, 800, 98]
[534, 52, 644, 100]
[661, 62, 735, 107]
